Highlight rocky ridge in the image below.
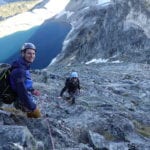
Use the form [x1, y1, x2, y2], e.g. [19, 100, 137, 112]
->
[0, 62, 150, 149]
[0, 0, 150, 149]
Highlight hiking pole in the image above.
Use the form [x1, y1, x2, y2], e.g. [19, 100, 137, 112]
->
[45, 115, 55, 150]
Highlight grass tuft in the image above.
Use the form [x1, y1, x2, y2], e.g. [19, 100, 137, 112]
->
[0, 0, 42, 20]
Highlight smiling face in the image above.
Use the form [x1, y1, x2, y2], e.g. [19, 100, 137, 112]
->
[22, 49, 36, 63]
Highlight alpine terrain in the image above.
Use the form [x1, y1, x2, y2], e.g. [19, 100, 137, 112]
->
[0, 0, 150, 149]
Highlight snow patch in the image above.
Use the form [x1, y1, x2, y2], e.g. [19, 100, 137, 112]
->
[50, 57, 58, 65]
[62, 39, 71, 51]
[85, 58, 108, 64]
[70, 56, 76, 60]
[83, 6, 90, 10]
[55, 11, 74, 19]
[67, 63, 71, 66]
[13, 143, 24, 149]
[97, 0, 111, 6]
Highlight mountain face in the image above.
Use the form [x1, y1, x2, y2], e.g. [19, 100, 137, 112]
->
[0, 0, 150, 149]
[52, 0, 150, 65]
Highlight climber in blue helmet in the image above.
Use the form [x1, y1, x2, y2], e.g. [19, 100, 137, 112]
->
[70, 72, 78, 78]
[59, 72, 81, 104]
[9, 42, 41, 118]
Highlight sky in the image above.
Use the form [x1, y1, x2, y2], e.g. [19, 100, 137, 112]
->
[0, 0, 70, 38]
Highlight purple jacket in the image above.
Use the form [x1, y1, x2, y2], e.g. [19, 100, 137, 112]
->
[9, 57, 36, 111]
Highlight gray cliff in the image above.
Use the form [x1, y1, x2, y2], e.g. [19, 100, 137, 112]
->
[53, 0, 150, 65]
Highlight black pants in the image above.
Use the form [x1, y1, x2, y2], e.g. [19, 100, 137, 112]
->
[68, 90, 79, 104]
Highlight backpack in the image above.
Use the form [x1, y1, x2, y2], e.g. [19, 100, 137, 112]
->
[0, 64, 17, 104]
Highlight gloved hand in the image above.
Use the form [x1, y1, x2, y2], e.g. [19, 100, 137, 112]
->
[32, 89, 41, 96]
[27, 108, 41, 118]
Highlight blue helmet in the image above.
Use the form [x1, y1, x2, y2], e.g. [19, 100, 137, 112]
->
[70, 72, 78, 78]
[21, 42, 36, 52]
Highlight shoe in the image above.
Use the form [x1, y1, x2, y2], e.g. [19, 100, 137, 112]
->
[27, 108, 41, 118]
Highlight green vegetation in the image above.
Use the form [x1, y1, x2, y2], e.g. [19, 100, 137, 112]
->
[102, 131, 116, 141]
[0, 0, 42, 20]
[133, 120, 150, 138]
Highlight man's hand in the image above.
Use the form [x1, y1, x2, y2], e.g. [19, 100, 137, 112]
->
[32, 89, 41, 96]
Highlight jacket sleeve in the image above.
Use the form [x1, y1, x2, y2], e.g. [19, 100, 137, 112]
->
[12, 69, 36, 111]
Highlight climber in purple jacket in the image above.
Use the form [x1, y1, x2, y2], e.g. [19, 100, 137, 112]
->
[9, 43, 41, 118]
